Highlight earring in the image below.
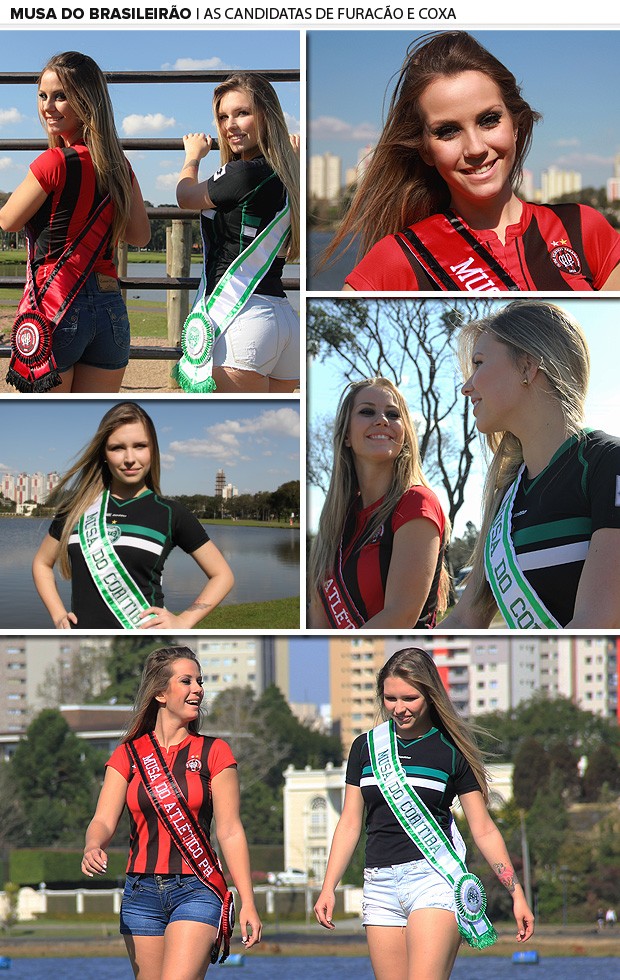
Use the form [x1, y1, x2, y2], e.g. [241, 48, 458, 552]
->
[521, 378, 529, 386]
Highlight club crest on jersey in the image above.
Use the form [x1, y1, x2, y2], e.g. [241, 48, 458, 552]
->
[549, 239, 581, 275]
[106, 524, 122, 543]
[186, 757, 202, 772]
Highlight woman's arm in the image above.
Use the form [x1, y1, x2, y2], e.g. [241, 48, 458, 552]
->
[600, 264, 620, 290]
[567, 527, 620, 627]
[122, 175, 151, 247]
[139, 540, 234, 629]
[0, 170, 47, 231]
[212, 766, 262, 948]
[361, 518, 441, 629]
[81, 766, 128, 877]
[32, 534, 77, 629]
[438, 577, 496, 629]
[314, 783, 365, 929]
[176, 133, 217, 211]
[459, 791, 534, 943]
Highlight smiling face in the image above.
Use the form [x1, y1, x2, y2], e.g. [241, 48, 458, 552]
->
[419, 70, 517, 214]
[38, 69, 83, 146]
[383, 675, 432, 738]
[104, 421, 152, 498]
[461, 330, 528, 435]
[156, 658, 204, 724]
[345, 386, 406, 465]
[217, 87, 262, 161]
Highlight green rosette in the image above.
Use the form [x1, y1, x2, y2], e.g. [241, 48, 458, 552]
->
[172, 309, 217, 393]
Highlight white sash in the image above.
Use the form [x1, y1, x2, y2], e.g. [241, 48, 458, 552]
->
[173, 197, 291, 393]
[367, 720, 497, 949]
[78, 491, 155, 629]
[484, 465, 561, 629]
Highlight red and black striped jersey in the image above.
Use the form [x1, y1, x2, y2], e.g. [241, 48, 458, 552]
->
[28, 143, 119, 285]
[346, 201, 620, 292]
[107, 733, 236, 874]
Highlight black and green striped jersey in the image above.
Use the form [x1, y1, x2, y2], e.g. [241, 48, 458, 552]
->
[346, 727, 480, 867]
[49, 491, 210, 628]
[508, 430, 620, 626]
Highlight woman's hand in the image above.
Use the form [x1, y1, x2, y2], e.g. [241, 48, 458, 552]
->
[81, 846, 108, 878]
[513, 893, 535, 943]
[314, 888, 336, 929]
[54, 611, 78, 630]
[182, 133, 213, 161]
[289, 133, 300, 157]
[238, 901, 262, 949]
[138, 607, 184, 629]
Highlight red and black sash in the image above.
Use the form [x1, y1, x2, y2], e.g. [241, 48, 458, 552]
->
[394, 211, 520, 292]
[320, 506, 365, 629]
[7, 192, 115, 393]
[127, 733, 235, 964]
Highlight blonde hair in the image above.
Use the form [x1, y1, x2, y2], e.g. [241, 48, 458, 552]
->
[457, 300, 590, 618]
[123, 646, 203, 742]
[308, 377, 450, 614]
[49, 402, 161, 579]
[376, 648, 489, 801]
[324, 31, 540, 265]
[39, 51, 134, 244]
[213, 72, 300, 262]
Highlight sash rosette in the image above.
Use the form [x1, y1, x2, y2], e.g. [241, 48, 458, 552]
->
[7, 193, 114, 393]
[172, 196, 290, 394]
[128, 733, 235, 964]
[367, 720, 497, 949]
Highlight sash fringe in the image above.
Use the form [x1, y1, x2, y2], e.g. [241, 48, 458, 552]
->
[170, 362, 217, 394]
[5, 366, 62, 393]
[459, 922, 498, 949]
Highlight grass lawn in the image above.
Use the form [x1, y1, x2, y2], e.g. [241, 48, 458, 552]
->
[197, 595, 299, 629]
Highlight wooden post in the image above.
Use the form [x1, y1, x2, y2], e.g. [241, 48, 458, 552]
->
[167, 219, 192, 345]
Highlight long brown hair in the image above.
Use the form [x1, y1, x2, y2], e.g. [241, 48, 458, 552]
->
[213, 72, 300, 262]
[49, 402, 161, 579]
[39, 51, 134, 244]
[325, 31, 540, 264]
[308, 377, 451, 612]
[376, 648, 489, 801]
[122, 646, 203, 742]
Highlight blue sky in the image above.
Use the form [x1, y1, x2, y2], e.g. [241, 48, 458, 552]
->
[0, 399, 300, 495]
[0, 29, 300, 206]
[308, 298, 620, 538]
[308, 30, 620, 189]
[289, 637, 329, 703]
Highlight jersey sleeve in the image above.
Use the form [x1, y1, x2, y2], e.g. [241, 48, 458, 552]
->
[392, 486, 446, 536]
[345, 235, 420, 291]
[48, 512, 66, 542]
[30, 147, 65, 194]
[207, 737, 237, 778]
[171, 502, 211, 554]
[345, 733, 366, 786]
[453, 749, 483, 798]
[105, 743, 132, 780]
[587, 434, 620, 532]
[580, 206, 620, 289]
[207, 159, 269, 210]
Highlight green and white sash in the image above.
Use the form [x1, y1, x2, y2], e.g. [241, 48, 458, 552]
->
[367, 720, 497, 949]
[78, 491, 155, 629]
[172, 198, 291, 393]
[484, 465, 561, 629]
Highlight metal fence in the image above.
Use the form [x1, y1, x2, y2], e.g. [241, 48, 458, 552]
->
[0, 68, 300, 362]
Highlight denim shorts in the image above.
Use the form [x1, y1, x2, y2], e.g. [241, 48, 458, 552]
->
[51, 271, 131, 372]
[120, 874, 223, 936]
[362, 861, 456, 927]
[214, 292, 299, 380]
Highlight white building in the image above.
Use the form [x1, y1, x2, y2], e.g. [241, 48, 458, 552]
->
[541, 166, 582, 203]
[309, 152, 342, 202]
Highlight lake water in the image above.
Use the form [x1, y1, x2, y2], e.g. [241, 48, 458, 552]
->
[0, 518, 299, 628]
[0, 956, 617, 979]
[308, 231, 355, 291]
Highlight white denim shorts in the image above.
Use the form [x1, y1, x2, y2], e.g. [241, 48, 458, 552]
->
[213, 292, 299, 379]
[362, 860, 456, 927]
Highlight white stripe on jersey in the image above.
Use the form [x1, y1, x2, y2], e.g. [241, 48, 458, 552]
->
[517, 540, 589, 571]
[69, 533, 164, 557]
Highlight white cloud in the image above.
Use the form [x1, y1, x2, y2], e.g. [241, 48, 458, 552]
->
[161, 57, 228, 71]
[284, 112, 301, 135]
[156, 173, 180, 189]
[0, 157, 12, 171]
[311, 115, 379, 143]
[169, 408, 299, 460]
[160, 452, 176, 470]
[0, 108, 23, 129]
[122, 113, 176, 135]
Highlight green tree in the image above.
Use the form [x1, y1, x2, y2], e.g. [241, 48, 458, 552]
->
[526, 772, 568, 868]
[582, 743, 620, 802]
[513, 737, 550, 810]
[11, 710, 98, 845]
[97, 637, 163, 703]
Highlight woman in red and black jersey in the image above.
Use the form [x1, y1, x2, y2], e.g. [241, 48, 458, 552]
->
[0, 51, 150, 393]
[82, 646, 262, 979]
[308, 377, 450, 629]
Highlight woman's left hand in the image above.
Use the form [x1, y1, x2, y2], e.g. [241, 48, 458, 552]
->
[513, 894, 535, 943]
[238, 902, 262, 949]
[138, 607, 186, 629]
[289, 133, 300, 156]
